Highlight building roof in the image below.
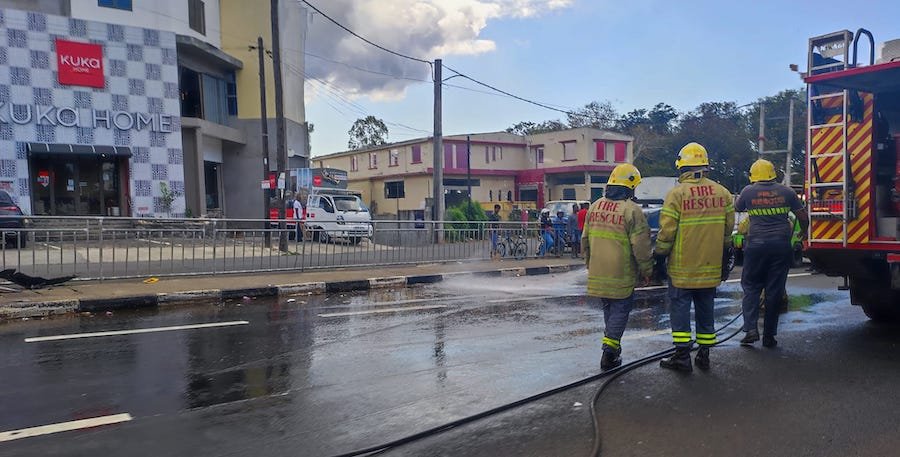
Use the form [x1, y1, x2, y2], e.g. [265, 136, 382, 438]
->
[312, 127, 632, 160]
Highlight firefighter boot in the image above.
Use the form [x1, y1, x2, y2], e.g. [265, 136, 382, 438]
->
[740, 329, 760, 346]
[659, 346, 693, 372]
[601, 347, 622, 370]
[695, 346, 710, 370]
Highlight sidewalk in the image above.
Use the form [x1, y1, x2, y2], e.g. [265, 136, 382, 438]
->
[0, 258, 585, 319]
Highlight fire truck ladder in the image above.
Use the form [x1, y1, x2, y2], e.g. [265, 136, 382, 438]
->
[807, 30, 857, 246]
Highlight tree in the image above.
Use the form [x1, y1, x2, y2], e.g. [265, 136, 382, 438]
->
[566, 100, 618, 130]
[505, 119, 567, 136]
[348, 116, 388, 150]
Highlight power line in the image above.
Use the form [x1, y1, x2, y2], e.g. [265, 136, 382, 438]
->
[304, 52, 430, 83]
[442, 82, 578, 112]
[298, 0, 433, 66]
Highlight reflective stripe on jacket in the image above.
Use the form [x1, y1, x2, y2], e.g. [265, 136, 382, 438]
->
[654, 172, 735, 289]
[582, 197, 653, 299]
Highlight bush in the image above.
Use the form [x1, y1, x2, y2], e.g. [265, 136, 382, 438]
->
[445, 201, 487, 242]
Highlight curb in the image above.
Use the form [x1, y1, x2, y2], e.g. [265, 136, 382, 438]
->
[2, 263, 584, 320]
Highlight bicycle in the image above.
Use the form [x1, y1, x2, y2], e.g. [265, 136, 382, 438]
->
[495, 230, 528, 260]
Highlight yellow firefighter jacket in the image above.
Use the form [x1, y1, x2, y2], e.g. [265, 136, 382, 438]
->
[654, 172, 735, 289]
[582, 197, 653, 299]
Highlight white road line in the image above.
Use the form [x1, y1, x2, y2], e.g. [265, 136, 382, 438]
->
[0, 413, 133, 442]
[39, 243, 62, 251]
[138, 238, 172, 246]
[24, 321, 249, 343]
[724, 272, 812, 284]
[319, 305, 447, 318]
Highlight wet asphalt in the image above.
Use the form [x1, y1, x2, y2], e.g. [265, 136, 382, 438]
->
[1, 269, 895, 457]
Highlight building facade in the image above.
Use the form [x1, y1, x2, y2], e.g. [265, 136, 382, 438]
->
[1, 0, 309, 219]
[313, 128, 634, 219]
[0, 6, 185, 216]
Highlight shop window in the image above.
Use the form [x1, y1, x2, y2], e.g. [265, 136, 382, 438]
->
[591, 175, 609, 184]
[411, 145, 422, 164]
[563, 188, 576, 200]
[98, 0, 132, 11]
[204, 161, 220, 210]
[519, 188, 538, 201]
[385, 181, 405, 199]
[562, 141, 577, 161]
[189, 0, 206, 35]
[591, 187, 604, 201]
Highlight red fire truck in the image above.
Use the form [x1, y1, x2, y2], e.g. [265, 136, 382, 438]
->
[804, 29, 900, 320]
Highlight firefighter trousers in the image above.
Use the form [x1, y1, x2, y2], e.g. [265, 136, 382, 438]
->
[668, 285, 717, 348]
[741, 239, 791, 337]
[597, 295, 634, 351]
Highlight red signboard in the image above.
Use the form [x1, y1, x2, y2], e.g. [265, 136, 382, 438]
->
[56, 39, 105, 88]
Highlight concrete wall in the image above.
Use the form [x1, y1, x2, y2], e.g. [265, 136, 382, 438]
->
[69, 0, 221, 47]
[0, 0, 70, 15]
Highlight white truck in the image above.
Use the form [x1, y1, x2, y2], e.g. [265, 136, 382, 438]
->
[292, 168, 373, 244]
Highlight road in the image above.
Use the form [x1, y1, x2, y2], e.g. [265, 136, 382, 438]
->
[1, 268, 897, 456]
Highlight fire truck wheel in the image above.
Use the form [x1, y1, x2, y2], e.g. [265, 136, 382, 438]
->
[851, 277, 900, 322]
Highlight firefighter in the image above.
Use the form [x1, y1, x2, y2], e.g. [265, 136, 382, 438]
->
[654, 143, 735, 372]
[736, 159, 808, 348]
[582, 163, 653, 370]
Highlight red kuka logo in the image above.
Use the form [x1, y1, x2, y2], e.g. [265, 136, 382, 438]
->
[56, 39, 105, 88]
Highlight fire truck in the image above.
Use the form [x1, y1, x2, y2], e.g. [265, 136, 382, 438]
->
[804, 29, 900, 320]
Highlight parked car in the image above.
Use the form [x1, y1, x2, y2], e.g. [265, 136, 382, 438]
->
[543, 200, 589, 219]
[0, 191, 28, 248]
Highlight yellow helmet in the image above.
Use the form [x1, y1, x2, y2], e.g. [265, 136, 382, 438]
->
[608, 163, 642, 190]
[675, 142, 710, 169]
[749, 159, 777, 183]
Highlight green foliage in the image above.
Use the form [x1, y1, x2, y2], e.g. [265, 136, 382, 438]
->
[348, 116, 389, 150]
[445, 201, 487, 242]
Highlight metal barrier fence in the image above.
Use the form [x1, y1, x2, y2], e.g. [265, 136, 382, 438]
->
[0, 217, 579, 280]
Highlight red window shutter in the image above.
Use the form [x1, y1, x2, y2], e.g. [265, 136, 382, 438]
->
[595, 142, 605, 161]
[411, 145, 421, 163]
[444, 144, 453, 169]
[614, 142, 626, 162]
[455, 146, 468, 169]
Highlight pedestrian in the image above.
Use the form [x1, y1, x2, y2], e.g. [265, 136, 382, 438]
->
[552, 210, 568, 256]
[293, 193, 306, 241]
[568, 203, 581, 258]
[538, 208, 554, 256]
[583, 164, 653, 370]
[489, 204, 502, 258]
[654, 142, 735, 372]
[736, 159, 808, 348]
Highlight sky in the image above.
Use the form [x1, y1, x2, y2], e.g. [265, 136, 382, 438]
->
[303, 0, 900, 156]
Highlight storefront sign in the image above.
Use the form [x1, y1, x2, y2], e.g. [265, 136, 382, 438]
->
[0, 103, 173, 133]
[56, 39, 105, 88]
[37, 170, 50, 188]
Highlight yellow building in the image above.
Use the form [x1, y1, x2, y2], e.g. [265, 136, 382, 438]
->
[313, 128, 633, 219]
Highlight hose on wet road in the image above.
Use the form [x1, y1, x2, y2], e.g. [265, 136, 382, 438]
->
[329, 311, 745, 457]
[587, 312, 743, 457]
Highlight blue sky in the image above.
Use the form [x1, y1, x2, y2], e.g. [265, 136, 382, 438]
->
[306, 0, 900, 156]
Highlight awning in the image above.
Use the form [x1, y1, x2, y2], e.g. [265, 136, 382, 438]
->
[27, 143, 132, 158]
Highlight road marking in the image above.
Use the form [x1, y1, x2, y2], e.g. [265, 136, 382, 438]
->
[724, 272, 811, 284]
[138, 238, 172, 246]
[39, 243, 62, 251]
[319, 305, 447, 318]
[0, 413, 133, 442]
[24, 321, 249, 343]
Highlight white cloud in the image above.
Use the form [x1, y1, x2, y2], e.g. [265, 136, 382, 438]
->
[304, 0, 574, 100]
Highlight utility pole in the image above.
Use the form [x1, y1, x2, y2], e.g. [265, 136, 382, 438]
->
[758, 104, 766, 156]
[466, 135, 472, 203]
[270, 0, 288, 251]
[432, 59, 443, 242]
[785, 98, 795, 187]
[255, 36, 272, 244]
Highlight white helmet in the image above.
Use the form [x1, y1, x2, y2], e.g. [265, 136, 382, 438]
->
[540, 208, 551, 215]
